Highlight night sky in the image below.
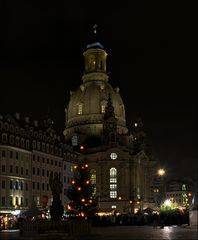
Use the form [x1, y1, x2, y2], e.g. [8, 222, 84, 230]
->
[0, 1, 197, 180]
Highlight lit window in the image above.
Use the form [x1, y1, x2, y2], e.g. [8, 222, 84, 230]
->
[112, 205, 117, 209]
[110, 168, 117, 198]
[110, 191, 117, 198]
[90, 169, 96, 195]
[77, 104, 83, 115]
[100, 84, 105, 90]
[110, 184, 117, 189]
[110, 153, 117, 160]
[101, 104, 106, 113]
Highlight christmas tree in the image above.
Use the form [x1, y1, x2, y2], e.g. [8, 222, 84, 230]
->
[67, 161, 98, 218]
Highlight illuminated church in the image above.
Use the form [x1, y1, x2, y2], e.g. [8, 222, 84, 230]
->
[63, 28, 153, 213]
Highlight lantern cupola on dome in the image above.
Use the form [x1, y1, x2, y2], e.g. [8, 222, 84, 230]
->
[82, 24, 108, 82]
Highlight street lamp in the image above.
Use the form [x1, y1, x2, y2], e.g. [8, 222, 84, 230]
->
[158, 168, 165, 176]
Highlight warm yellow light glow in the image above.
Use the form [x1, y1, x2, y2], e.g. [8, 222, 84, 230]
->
[72, 180, 75, 184]
[67, 205, 71, 210]
[80, 212, 85, 217]
[134, 123, 138, 127]
[81, 198, 85, 202]
[80, 146, 84, 150]
[74, 165, 77, 169]
[164, 199, 171, 206]
[137, 201, 140, 205]
[85, 164, 88, 168]
[129, 200, 133, 204]
[77, 187, 81, 191]
[188, 193, 192, 197]
[118, 196, 122, 200]
[158, 168, 165, 176]
[86, 180, 90, 184]
[89, 199, 92, 203]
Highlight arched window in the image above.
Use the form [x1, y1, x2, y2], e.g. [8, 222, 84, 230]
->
[110, 168, 117, 198]
[101, 104, 106, 113]
[77, 103, 83, 115]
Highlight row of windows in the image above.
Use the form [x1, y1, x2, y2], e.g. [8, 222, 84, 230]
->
[0, 122, 25, 135]
[32, 140, 62, 155]
[1, 196, 28, 207]
[0, 121, 56, 143]
[1, 134, 62, 156]
[1, 151, 70, 170]
[77, 103, 106, 115]
[32, 155, 61, 167]
[76, 103, 124, 116]
[1, 134, 30, 149]
[1, 164, 70, 177]
[63, 176, 71, 184]
[167, 193, 182, 197]
[3, 180, 28, 191]
[1, 150, 20, 159]
[1, 165, 29, 175]
[32, 182, 49, 191]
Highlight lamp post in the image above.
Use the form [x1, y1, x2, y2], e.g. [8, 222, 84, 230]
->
[153, 168, 166, 208]
[158, 168, 165, 177]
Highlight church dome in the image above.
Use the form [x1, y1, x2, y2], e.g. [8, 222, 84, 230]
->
[63, 35, 128, 145]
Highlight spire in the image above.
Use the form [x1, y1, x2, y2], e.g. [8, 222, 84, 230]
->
[93, 24, 97, 35]
[86, 24, 104, 49]
[133, 115, 146, 152]
[102, 94, 117, 145]
[45, 108, 54, 129]
[104, 94, 115, 119]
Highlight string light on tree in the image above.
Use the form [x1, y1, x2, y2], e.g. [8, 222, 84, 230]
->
[67, 161, 98, 218]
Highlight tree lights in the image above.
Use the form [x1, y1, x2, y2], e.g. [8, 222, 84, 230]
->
[67, 161, 98, 218]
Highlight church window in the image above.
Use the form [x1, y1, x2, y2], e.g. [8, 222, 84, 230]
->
[100, 61, 103, 70]
[100, 84, 105, 90]
[110, 168, 117, 198]
[101, 104, 106, 113]
[77, 104, 83, 115]
[90, 169, 96, 195]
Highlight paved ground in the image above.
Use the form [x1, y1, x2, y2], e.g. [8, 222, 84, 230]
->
[0, 225, 197, 240]
[88, 225, 198, 240]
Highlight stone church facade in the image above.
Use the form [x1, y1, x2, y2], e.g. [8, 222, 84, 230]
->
[63, 37, 153, 213]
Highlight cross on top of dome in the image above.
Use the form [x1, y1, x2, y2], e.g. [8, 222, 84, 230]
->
[86, 24, 104, 49]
